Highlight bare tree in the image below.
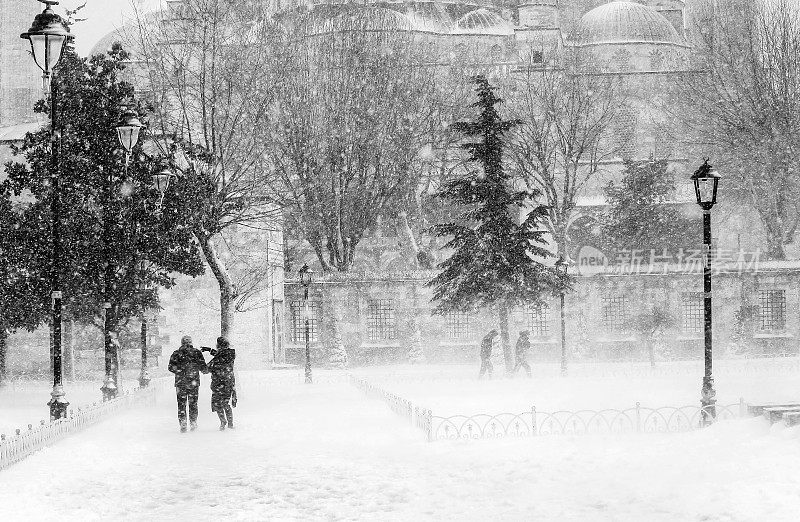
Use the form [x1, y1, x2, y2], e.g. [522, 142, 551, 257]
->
[132, 0, 281, 337]
[265, 13, 443, 272]
[670, 0, 800, 259]
[507, 59, 625, 257]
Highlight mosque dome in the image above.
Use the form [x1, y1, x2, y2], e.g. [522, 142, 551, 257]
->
[578, 1, 684, 46]
[313, 7, 418, 35]
[452, 8, 513, 36]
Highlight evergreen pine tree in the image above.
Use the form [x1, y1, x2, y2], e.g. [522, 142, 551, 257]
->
[601, 159, 694, 253]
[428, 76, 566, 373]
[328, 323, 349, 369]
[408, 326, 425, 364]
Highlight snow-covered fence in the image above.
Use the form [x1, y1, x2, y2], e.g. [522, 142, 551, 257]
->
[0, 380, 165, 471]
[430, 401, 745, 440]
[350, 375, 748, 441]
[349, 375, 433, 440]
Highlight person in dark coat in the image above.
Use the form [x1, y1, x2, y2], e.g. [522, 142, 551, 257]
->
[479, 329, 498, 379]
[168, 335, 208, 432]
[204, 336, 236, 431]
[513, 330, 532, 377]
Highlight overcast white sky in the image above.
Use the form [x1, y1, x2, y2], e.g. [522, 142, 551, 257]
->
[60, 0, 162, 56]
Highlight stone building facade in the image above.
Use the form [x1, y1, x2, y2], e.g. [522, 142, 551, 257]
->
[0, 0, 42, 128]
[285, 262, 800, 367]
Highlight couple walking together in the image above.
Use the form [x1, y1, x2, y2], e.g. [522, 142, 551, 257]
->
[479, 329, 531, 378]
[168, 335, 237, 432]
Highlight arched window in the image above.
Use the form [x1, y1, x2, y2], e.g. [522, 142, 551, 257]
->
[490, 44, 502, 62]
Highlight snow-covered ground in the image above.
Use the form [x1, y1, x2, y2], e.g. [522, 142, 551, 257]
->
[1, 369, 800, 521]
[0, 378, 139, 437]
[350, 362, 800, 414]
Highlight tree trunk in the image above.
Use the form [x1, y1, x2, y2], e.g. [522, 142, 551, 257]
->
[198, 234, 236, 340]
[0, 325, 7, 385]
[646, 338, 655, 368]
[395, 211, 420, 267]
[765, 228, 786, 260]
[498, 304, 513, 374]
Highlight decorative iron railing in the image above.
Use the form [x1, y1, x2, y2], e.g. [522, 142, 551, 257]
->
[349, 375, 433, 440]
[0, 381, 163, 471]
[431, 401, 744, 440]
[350, 375, 748, 441]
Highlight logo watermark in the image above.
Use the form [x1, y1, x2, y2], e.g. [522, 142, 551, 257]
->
[576, 246, 763, 275]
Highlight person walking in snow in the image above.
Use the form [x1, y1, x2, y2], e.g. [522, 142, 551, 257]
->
[479, 329, 498, 379]
[512, 330, 532, 377]
[203, 336, 237, 431]
[168, 335, 208, 433]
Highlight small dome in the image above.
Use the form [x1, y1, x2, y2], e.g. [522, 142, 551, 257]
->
[578, 1, 683, 45]
[453, 9, 513, 36]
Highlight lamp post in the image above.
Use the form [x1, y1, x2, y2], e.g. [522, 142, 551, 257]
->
[21, 0, 71, 420]
[151, 166, 173, 214]
[555, 254, 572, 376]
[299, 264, 313, 384]
[690, 159, 721, 425]
[136, 261, 151, 388]
[116, 107, 147, 389]
[98, 107, 147, 400]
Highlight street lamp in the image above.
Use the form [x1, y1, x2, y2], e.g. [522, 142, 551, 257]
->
[151, 166, 173, 213]
[137, 260, 151, 388]
[21, 0, 71, 420]
[116, 107, 144, 163]
[555, 254, 573, 376]
[299, 264, 313, 384]
[690, 158, 721, 425]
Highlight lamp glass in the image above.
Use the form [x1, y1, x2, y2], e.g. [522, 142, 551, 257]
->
[28, 34, 47, 72]
[694, 177, 719, 206]
[45, 34, 66, 72]
[116, 125, 141, 153]
[299, 265, 313, 286]
[151, 172, 171, 194]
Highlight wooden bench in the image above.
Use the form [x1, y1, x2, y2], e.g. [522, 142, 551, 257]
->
[783, 412, 800, 427]
[747, 403, 800, 417]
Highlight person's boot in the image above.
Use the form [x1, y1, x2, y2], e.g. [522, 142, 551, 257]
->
[218, 413, 227, 431]
[179, 420, 187, 433]
[226, 408, 234, 429]
[190, 421, 198, 431]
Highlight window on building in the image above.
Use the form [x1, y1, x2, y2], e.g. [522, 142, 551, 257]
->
[367, 299, 397, 341]
[649, 48, 664, 70]
[759, 290, 786, 331]
[529, 49, 544, 64]
[602, 296, 628, 333]
[445, 311, 472, 340]
[681, 292, 704, 335]
[289, 300, 321, 343]
[612, 48, 632, 71]
[490, 44, 503, 63]
[526, 304, 549, 337]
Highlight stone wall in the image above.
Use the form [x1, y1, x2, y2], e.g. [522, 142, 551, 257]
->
[0, 1, 43, 127]
[284, 266, 800, 367]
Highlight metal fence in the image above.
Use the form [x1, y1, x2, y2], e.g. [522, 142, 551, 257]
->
[0, 380, 165, 471]
[349, 375, 433, 440]
[349, 375, 747, 442]
[433, 401, 744, 440]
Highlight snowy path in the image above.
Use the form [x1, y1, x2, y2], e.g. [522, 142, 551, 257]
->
[2, 376, 800, 521]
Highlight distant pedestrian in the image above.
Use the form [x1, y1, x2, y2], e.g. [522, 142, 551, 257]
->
[479, 329, 498, 379]
[513, 331, 532, 377]
[168, 335, 208, 433]
[203, 336, 237, 431]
